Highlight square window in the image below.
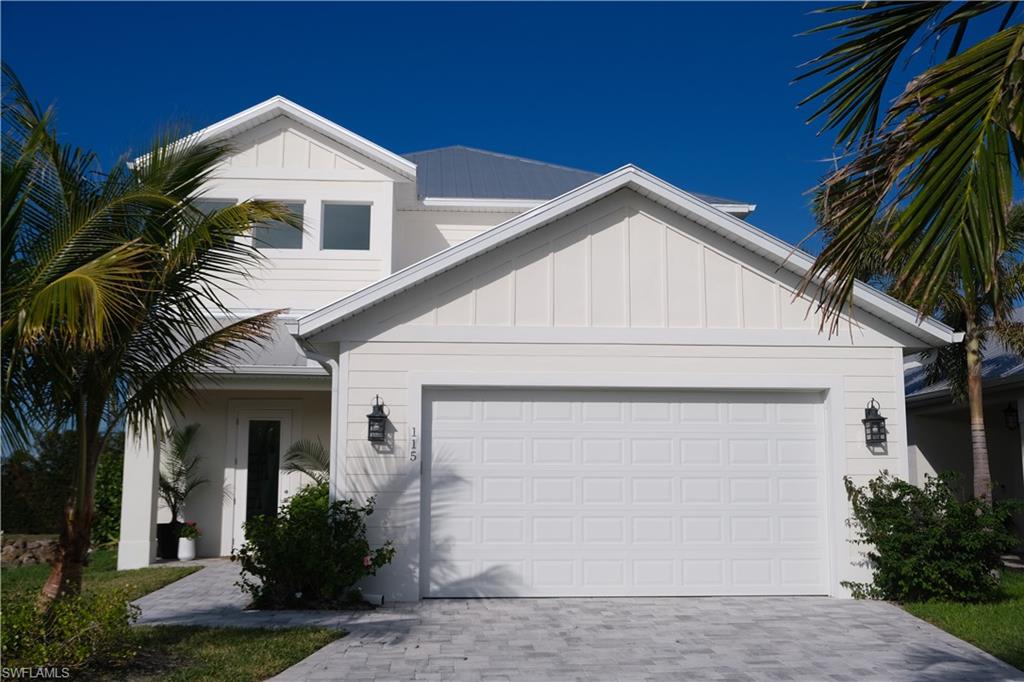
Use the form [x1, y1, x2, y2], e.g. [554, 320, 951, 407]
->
[322, 204, 371, 250]
[252, 202, 303, 249]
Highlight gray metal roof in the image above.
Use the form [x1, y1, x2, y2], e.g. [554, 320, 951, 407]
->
[403, 145, 745, 205]
[905, 307, 1024, 399]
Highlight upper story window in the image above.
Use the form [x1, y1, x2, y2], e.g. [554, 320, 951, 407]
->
[322, 203, 371, 250]
[194, 198, 234, 215]
[252, 202, 304, 250]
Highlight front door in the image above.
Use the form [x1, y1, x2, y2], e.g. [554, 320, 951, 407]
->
[231, 410, 293, 550]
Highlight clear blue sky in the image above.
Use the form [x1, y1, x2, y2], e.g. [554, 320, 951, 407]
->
[2, 2, 888, 247]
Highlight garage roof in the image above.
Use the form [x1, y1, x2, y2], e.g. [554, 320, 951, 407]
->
[293, 165, 959, 348]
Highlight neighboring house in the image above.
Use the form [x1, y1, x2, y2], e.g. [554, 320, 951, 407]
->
[117, 96, 959, 600]
[904, 315, 1024, 542]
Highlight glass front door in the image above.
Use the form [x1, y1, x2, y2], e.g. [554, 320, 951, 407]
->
[245, 419, 281, 521]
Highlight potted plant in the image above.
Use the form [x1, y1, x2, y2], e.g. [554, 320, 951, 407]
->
[177, 521, 201, 561]
[157, 424, 207, 559]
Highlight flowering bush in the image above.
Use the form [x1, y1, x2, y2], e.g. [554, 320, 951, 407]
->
[178, 521, 201, 539]
[234, 482, 395, 609]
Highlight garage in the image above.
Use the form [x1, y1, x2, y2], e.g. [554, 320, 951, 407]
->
[424, 388, 830, 597]
[293, 167, 958, 600]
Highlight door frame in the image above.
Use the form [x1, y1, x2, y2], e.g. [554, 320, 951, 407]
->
[225, 400, 302, 553]
[399, 371, 847, 599]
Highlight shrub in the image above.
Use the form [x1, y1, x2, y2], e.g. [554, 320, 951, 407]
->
[843, 471, 1020, 602]
[92, 444, 124, 545]
[234, 482, 395, 608]
[0, 588, 139, 670]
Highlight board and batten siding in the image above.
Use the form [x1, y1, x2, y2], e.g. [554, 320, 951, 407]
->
[314, 189, 914, 600]
[199, 116, 403, 311]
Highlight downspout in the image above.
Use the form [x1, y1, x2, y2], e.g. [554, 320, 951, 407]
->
[292, 334, 342, 503]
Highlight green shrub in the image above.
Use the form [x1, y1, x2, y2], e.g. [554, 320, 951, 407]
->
[1, 588, 139, 669]
[843, 471, 1020, 602]
[234, 482, 395, 609]
[92, 444, 124, 545]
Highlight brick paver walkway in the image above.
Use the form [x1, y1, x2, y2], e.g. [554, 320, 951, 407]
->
[134, 560, 1023, 681]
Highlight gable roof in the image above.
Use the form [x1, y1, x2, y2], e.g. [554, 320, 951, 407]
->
[403, 145, 752, 210]
[293, 164, 959, 347]
[138, 96, 417, 180]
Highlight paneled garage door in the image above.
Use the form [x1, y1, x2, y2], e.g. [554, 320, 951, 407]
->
[424, 388, 830, 597]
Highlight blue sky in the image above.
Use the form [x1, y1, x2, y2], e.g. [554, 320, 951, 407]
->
[0, 2, 925, 247]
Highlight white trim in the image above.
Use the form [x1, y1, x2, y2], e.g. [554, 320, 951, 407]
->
[294, 165, 958, 348]
[404, 370, 848, 599]
[132, 96, 416, 180]
[331, 349, 350, 502]
[419, 197, 545, 211]
[332, 326, 917, 347]
[226, 400, 301, 554]
[204, 365, 328, 376]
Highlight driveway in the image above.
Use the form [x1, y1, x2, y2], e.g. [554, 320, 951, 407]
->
[136, 561, 1022, 681]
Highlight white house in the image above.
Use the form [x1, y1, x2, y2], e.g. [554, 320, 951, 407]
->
[904, 323, 1024, 543]
[117, 96, 959, 600]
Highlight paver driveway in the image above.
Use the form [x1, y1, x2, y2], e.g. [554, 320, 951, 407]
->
[136, 561, 1023, 681]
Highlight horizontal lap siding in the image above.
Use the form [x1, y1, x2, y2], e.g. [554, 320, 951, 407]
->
[342, 341, 904, 596]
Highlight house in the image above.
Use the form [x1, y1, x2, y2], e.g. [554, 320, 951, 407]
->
[905, 318, 1023, 543]
[117, 96, 959, 600]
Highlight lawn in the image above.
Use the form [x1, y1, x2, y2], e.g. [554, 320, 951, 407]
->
[903, 570, 1024, 672]
[1, 549, 343, 681]
[99, 626, 341, 681]
[1, 547, 198, 601]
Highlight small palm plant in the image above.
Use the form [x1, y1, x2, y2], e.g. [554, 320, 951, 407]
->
[158, 424, 207, 524]
[284, 437, 330, 485]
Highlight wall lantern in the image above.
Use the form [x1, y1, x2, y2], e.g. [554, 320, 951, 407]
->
[862, 398, 887, 446]
[1004, 402, 1019, 431]
[367, 395, 388, 443]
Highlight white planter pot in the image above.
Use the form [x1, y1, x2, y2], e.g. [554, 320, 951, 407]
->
[177, 537, 196, 561]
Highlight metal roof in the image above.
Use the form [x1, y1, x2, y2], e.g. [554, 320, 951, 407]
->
[905, 307, 1024, 400]
[403, 146, 745, 205]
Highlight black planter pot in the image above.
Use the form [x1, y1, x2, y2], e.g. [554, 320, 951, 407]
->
[156, 521, 181, 560]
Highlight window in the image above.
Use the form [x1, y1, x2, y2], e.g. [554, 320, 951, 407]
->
[252, 202, 303, 249]
[321, 204, 371, 250]
[194, 198, 234, 215]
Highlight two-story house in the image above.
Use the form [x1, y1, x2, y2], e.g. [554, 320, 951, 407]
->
[118, 96, 958, 601]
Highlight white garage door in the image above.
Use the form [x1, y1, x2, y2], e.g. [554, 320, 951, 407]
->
[424, 388, 830, 597]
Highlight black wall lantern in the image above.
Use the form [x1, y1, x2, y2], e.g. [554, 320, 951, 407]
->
[367, 394, 388, 443]
[1004, 402, 1019, 431]
[862, 398, 887, 446]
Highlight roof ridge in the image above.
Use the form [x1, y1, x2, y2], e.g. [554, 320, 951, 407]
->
[403, 145, 599, 177]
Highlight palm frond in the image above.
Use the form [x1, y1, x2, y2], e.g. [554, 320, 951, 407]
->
[804, 25, 1024, 328]
[283, 437, 330, 484]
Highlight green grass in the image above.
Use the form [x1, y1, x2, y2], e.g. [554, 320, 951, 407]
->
[97, 626, 342, 681]
[903, 571, 1024, 671]
[1, 548, 198, 602]
[2, 548, 342, 681]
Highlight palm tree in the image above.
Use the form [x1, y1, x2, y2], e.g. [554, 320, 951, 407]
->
[158, 424, 208, 524]
[796, 3, 1023, 334]
[818, 202, 1024, 500]
[915, 204, 1024, 501]
[1, 65, 300, 609]
[283, 437, 330, 485]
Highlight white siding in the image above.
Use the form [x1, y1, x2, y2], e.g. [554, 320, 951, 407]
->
[200, 117, 405, 312]
[310, 189, 914, 600]
[393, 209, 518, 270]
